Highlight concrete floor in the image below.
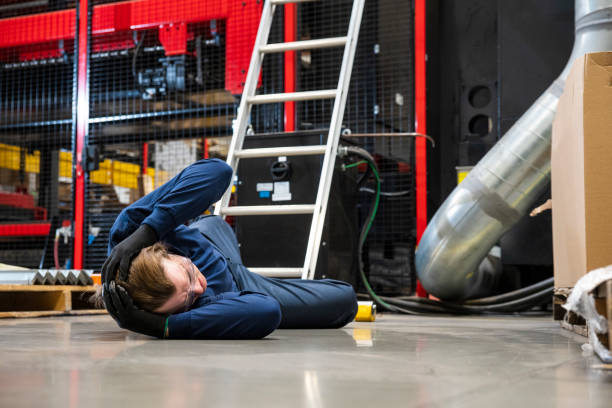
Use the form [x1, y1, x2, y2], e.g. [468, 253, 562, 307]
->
[0, 314, 611, 408]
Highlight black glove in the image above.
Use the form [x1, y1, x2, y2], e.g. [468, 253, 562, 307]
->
[102, 282, 123, 326]
[106, 282, 167, 338]
[101, 224, 158, 286]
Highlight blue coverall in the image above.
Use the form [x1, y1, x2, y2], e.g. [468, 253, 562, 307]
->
[108, 158, 358, 339]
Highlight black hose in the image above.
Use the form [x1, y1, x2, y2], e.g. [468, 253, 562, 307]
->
[464, 287, 553, 312]
[359, 187, 411, 198]
[463, 277, 554, 305]
[381, 297, 463, 314]
[341, 146, 402, 313]
[382, 286, 553, 314]
[132, 32, 146, 90]
[392, 277, 554, 307]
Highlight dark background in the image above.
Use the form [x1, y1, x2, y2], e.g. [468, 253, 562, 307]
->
[425, 0, 574, 278]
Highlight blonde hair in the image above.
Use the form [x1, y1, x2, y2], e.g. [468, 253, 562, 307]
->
[93, 242, 176, 312]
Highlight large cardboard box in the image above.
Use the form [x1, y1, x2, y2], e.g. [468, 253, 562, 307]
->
[552, 52, 612, 288]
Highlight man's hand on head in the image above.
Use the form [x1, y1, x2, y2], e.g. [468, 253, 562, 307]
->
[105, 282, 168, 338]
[101, 223, 158, 286]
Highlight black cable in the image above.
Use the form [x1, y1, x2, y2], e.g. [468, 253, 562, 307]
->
[360, 187, 411, 197]
[341, 146, 402, 313]
[464, 287, 553, 313]
[463, 277, 554, 305]
[382, 286, 553, 314]
[132, 32, 146, 93]
[392, 277, 554, 306]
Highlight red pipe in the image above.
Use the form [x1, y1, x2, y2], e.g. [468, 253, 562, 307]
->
[284, 3, 297, 132]
[141, 143, 148, 174]
[73, 0, 89, 270]
[203, 138, 209, 159]
[414, 0, 428, 297]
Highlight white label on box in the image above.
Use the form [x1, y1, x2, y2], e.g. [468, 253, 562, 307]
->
[272, 181, 292, 201]
[256, 183, 274, 192]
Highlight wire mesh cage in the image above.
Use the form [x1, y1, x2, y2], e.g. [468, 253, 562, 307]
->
[0, 0, 76, 269]
[0, 0, 415, 294]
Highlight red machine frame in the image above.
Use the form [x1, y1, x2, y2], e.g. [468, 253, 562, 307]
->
[0, 0, 261, 94]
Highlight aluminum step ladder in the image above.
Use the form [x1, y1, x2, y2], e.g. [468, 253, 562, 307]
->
[214, 0, 365, 280]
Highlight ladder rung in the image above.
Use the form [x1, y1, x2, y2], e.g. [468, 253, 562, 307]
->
[220, 205, 315, 216]
[260, 37, 347, 53]
[247, 267, 303, 278]
[235, 145, 326, 159]
[271, 0, 318, 4]
[247, 90, 337, 105]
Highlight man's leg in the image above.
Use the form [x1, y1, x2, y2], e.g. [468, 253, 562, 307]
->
[232, 264, 358, 329]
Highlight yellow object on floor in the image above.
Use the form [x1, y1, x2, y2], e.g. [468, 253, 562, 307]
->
[354, 301, 376, 322]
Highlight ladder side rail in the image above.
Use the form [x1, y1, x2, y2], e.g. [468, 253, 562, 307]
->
[215, 0, 277, 216]
[302, 0, 366, 279]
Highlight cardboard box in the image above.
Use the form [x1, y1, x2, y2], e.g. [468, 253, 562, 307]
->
[552, 52, 612, 288]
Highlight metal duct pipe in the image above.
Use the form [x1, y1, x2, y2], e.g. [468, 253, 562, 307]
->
[415, 0, 612, 300]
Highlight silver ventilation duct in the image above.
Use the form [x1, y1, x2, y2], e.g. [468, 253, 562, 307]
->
[415, 0, 612, 300]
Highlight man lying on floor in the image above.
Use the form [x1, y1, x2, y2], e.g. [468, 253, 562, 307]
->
[101, 158, 358, 339]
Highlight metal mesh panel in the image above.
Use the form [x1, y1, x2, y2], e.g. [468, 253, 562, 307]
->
[0, 3, 75, 268]
[1, 1, 415, 294]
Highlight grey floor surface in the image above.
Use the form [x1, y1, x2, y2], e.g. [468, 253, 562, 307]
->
[0, 314, 611, 408]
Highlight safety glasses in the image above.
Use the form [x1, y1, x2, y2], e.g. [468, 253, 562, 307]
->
[174, 255, 199, 313]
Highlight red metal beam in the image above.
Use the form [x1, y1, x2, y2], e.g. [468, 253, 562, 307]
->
[0, 0, 261, 94]
[73, 0, 89, 270]
[0, 223, 51, 237]
[414, 0, 428, 297]
[0, 0, 227, 47]
[141, 143, 149, 175]
[284, 3, 296, 132]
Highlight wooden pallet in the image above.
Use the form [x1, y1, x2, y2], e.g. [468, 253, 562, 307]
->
[0, 284, 107, 318]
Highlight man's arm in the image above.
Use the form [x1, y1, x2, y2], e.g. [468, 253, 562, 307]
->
[109, 158, 232, 247]
[103, 158, 231, 286]
[167, 292, 282, 340]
